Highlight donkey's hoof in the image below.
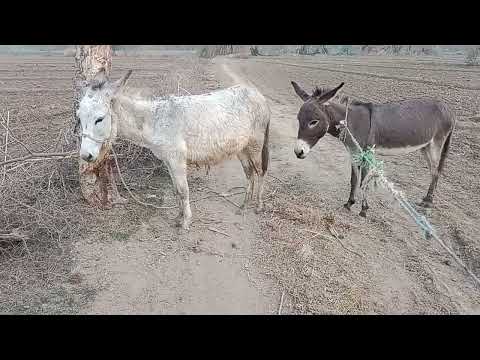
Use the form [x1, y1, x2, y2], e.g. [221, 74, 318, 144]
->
[179, 218, 191, 231]
[254, 206, 264, 214]
[419, 200, 433, 208]
[236, 208, 247, 216]
[359, 210, 367, 218]
[344, 202, 353, 211]
[174, 217, 183, 227]
[177, 227, 189, 236]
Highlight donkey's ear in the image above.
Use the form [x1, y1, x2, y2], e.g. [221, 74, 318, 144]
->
[291, 81, 310, 101]
[75, 79, 89, 96]
[111, 70, 133, 93]
[90, 68, 108, 90]
[315, 82, 345, 105]
[94, 68, 107, 82]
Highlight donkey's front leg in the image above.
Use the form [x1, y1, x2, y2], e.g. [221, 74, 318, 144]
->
[359, 166, 371, 218]
[166, 158, 192, 230]
[344, 165, 360, 210]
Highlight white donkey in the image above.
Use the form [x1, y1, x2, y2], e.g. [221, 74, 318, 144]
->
[77, 70, 271, 230]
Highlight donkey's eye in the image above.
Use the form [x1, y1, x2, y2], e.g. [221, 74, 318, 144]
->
[95, 117, 104, 125]
[309, 120, 319, 127]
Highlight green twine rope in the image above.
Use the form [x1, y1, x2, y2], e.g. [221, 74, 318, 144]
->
[351, 145, 384, 176]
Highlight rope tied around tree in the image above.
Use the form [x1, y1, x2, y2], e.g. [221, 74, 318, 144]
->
[337, 98, 480, 287]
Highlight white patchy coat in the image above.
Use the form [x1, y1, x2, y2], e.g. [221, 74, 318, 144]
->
[78, 74, 271, 230]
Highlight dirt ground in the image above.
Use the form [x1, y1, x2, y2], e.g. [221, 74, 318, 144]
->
[1, 53, 479, 314]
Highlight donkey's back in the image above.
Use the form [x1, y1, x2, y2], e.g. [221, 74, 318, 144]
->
[351, 98, 456, 153]
[161, 84, 270, 164]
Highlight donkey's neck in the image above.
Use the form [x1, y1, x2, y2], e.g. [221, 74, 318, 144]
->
[111, 94, 154, 146]
[324, 103, 347, 138]
[327, 101, 373, 149]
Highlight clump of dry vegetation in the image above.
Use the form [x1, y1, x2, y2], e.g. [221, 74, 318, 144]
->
[254, 178, 370, 314]
[465, 47, 480, 66]
[197, 45, 239, 59]
[0, 53, 217, 313]
[296, 45, 329, 55]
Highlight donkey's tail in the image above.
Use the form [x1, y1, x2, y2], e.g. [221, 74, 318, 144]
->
[438, 128, 453, 174]
[261, 121, 270, 175]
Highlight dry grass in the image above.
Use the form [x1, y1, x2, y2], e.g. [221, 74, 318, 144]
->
[0, 54, 217, 313]
[253, 178, 371, 314]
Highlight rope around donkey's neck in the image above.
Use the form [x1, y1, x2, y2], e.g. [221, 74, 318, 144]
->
[338, 100, 480, 288]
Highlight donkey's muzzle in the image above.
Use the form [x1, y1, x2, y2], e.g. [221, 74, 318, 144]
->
[294, 139, 310, 159]
[295, 149, 306, 159]
[80, 152, 94, 162]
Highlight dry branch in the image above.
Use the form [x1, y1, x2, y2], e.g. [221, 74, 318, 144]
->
[0, 112, 34, 155]
[2, 111, 9, 184]
[0, 111, 78, 169]
[0, 151, 77, 168]
[302, 229, 364, 258]
[205, 187, 242, 208]
[111, 147, 175, 209]
[208, 227, 230, 237]
[0, 229, 28, 241]
[278, 291, 285, 315]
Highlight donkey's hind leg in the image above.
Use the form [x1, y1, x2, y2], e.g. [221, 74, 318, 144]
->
[420, 142, 441, 208]
[242, 145, 266, 213]
[252, 150, 266, 213]
[237, 152, 255, 213]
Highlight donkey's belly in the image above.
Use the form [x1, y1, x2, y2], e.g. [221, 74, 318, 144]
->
[375, 141, 430, 156]
[186, 137, 250, 165]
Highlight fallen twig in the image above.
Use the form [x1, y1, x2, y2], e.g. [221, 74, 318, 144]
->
[268, 174, 288, 185]
[301, 229, 364, 258]
[0, 229, 31, 257]
[2, 111, 9, 184]
[425, 260, 453, 301]
[191, 191, 244, 203]
[0, 230, 28, 241]
[206, 187, 242, 208]
[265, 187, 278, 200]
[208, 227, 230, 237]
[0, 151, 78, 168]
[327, 224, 344, 240]
[278, 291, 285, 315]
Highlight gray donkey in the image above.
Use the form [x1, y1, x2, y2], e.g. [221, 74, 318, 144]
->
[291, 81, 456, 217]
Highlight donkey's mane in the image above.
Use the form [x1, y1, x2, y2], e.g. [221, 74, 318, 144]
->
[313, 86, 367, 106]
[116, 86, 156, 101]
[90, 78, 107, 91]
[312, 87, 330, 97]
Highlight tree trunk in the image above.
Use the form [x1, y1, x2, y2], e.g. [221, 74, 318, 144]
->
[73, 45, 125, 209]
